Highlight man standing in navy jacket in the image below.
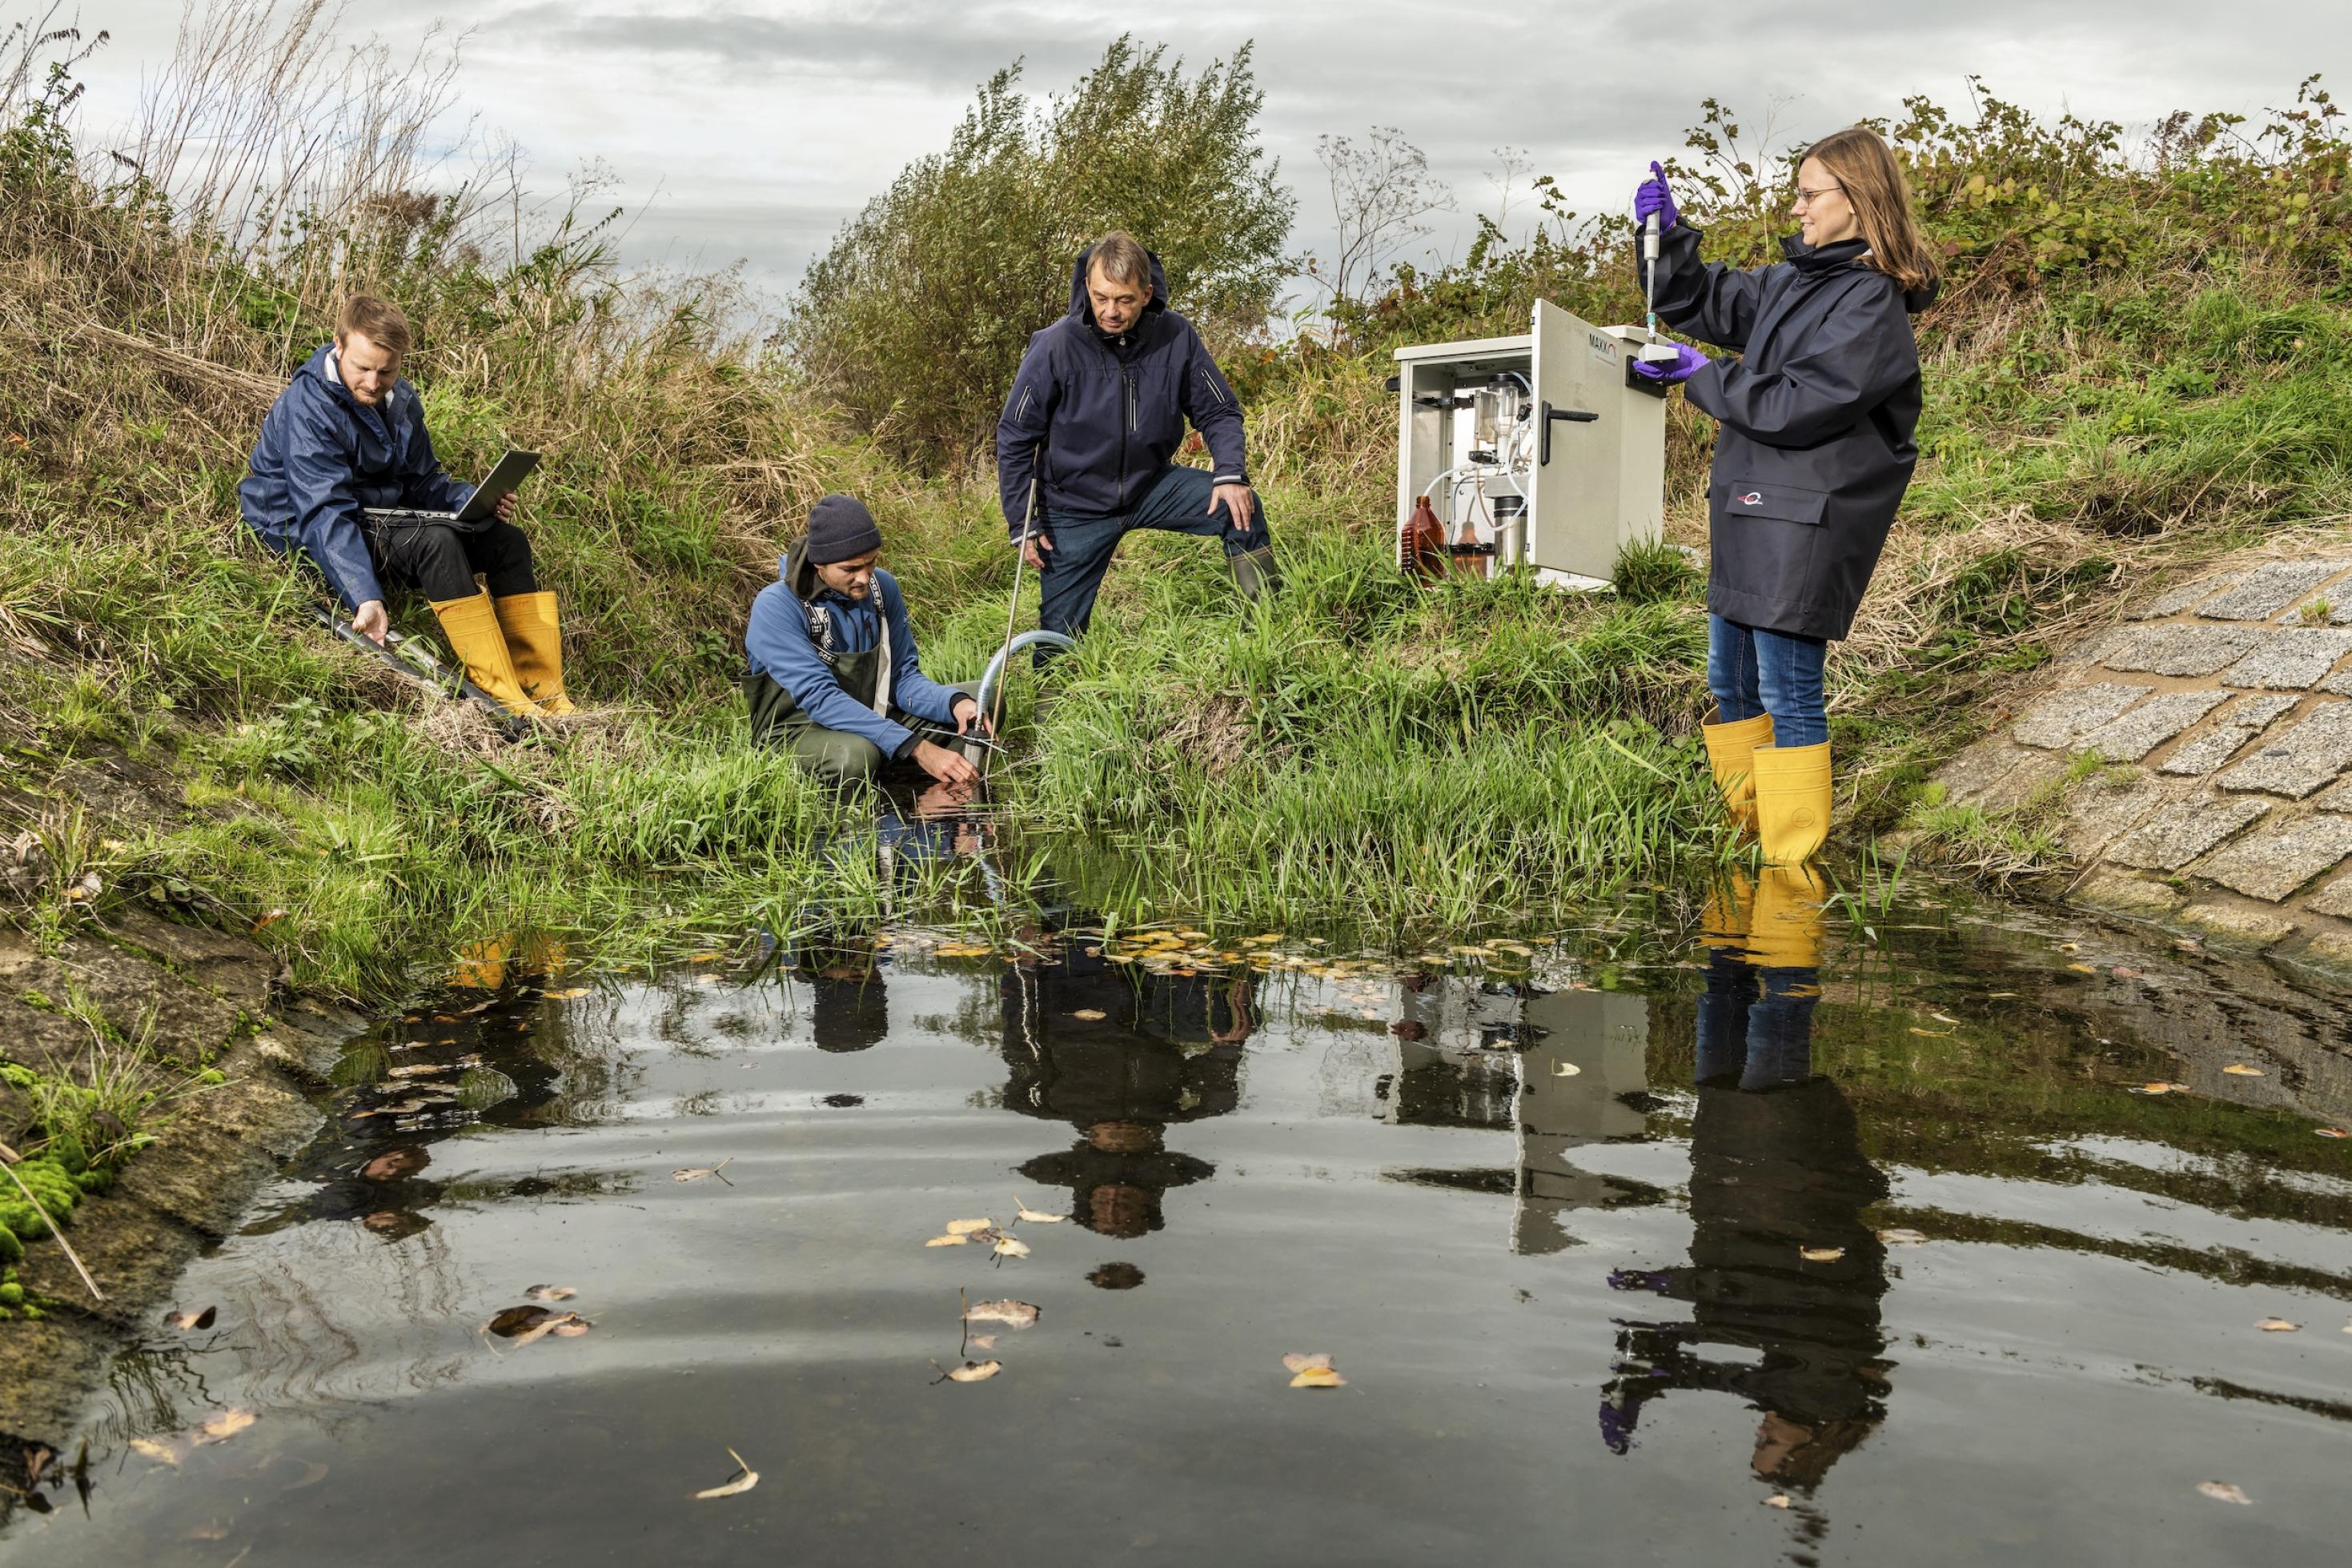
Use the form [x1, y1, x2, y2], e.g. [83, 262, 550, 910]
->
[995, 232, 1278, 659]
[239, 295, 569, 716]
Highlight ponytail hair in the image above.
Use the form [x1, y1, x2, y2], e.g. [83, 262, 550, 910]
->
[1803, 126, 1940, 295]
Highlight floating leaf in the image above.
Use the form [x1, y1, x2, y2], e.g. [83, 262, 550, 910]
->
[524, 1285, 576, 1303]
[945, 1217, 995, 1235]
[2196, 1482, 2253, 1506]
[2131, 1082, 2190, 1097]
[164, 1305, 217, 1331]
[1876, 1229, 1929, 1246]
[2256, 1317, 2299, 1332]
[2067, 963, 2097, 974]
[993, 1237, 1031, 1258]
[1282, 1352, 1332, 1372]
[1070, 1009, 1106, 1021]
[1013, 1198, 1066, 1225]
[1930, 1013, 1961, 1025]
[129, 1438, 182, 1466]
[1799, 1247, 1846, 1263]
[1282, 1354, 1347, 1389]
[925, 1235, 969, 1247]
[195, 1410, 256, 1445]
[1551, 1061, 1581, 1077]
[942, 1359, 1001, 1382]
[1908, 1028, 1953, 1038]
[2058, 942, 2081, 953]
[672, 1158, 734, 1184]
[2319, 1128, 2350, 1139]
[965, 1299, 1040, 1329]
[1763, 1494, 1791, 1509]
[694, 1448, 759, 1499]
[544, 987, 592, 1000]
[2222, 1065, 2266, 1077]
[968, 1334, 997, 1349]
[688, 952, 723, 963]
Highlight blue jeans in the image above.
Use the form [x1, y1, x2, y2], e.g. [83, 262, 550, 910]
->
[1708, 615, 1828, 748]
[1034, 463, 1270, 652]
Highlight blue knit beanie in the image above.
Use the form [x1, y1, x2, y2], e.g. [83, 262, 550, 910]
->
[805, 493, 883, 563]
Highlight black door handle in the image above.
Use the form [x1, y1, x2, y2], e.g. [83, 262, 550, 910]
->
[1539, 401, 1599, 464]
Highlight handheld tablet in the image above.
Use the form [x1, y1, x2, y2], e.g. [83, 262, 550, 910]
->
[455, 449, 540, 523]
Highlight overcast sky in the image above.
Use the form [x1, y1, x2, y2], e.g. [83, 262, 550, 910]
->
[61, 0, 2352, 315]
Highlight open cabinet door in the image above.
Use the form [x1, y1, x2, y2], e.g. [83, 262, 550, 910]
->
[1525, 299, 1630, 583]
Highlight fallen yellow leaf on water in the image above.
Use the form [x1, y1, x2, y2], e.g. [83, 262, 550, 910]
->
[2132, 1082, 2190, 1096]
[1799, 1247, 1846, 1263]
[2222, 1065, 2266, 1077]
[688, 952, 723, 963]
[524, 1284, 576, 1303]
[2196, 1482, 2252, 1506]
[1763, 1494, 1791, 1509]
[1013, 1199, 1065, 1225]
[1070, 1009, 1106, 1021]
[544, 987, 591, 1000]
[672, 1158, 734, 1184]
[943, 1360, 1001, 1382]
[965, 1299, 1040, 1328]
[925, 1235, 969, 1247]
[1909, 1028, 1953, 1038]
[1552, 1061, 1581, 1077]
[1876, 1229, 1929, 1246]
[1282, 1353, 1347, 1389]
[1931, 1013, 1961, 1025]
[694, 1449, 759, 1500]
[2256, 1317, 2299, 1332]
[2059, 942, 2081, 952]
[993, 1237, 1031, 1258]
[196, 1410, 256, 1445]
[129, 1438, 182, 1465]
[945, 1218, 995, 1235]
[2067, 963, 2097, 974]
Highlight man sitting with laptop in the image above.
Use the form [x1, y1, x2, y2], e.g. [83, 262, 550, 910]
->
[239, 294, 572, 715]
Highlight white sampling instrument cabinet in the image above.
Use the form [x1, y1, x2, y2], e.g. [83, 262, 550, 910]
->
[1392, 299, 1668, 587]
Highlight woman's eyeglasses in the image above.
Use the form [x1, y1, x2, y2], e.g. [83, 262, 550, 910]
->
[1792, 184, 1845, 208]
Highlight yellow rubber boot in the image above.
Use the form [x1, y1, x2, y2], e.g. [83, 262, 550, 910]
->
[492, 591, 576, 714]
[431, 592, 538, 717]
[1752, 741, 1833, 866]
[1744, 864, 1825, 970]
[1701, 709, 1775, 833]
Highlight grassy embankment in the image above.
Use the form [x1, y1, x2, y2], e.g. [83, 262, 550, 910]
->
[8, 22, 2352, 1034]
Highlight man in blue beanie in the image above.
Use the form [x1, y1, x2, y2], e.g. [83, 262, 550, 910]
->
[744, 494, 990, 789]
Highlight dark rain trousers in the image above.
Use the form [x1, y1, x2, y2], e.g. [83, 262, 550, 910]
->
[371, 519, 538, 604]
[1648, 227, 1933, 642]
[1037, 463, 1270, 653]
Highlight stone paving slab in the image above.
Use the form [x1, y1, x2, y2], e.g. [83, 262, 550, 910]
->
[2061, 775, 2175, 860]
[2193, 812, 2352, 900]
[2128, 571, 2242, 620]
[1978, 748, 2074, 812]
[2177, 903, 2300, 946]
[2322, 669, 2352, 698]
[2013, 683, 2152, 749]
[2313, 773, 2352, 813]
[2098, 624, 2266, 676]
[2157, 692, 2299, 776]
[1937, 737, 2038, 807]
[2308, 874, 2352, 919]
[2214, 699, 2352, 798]
[2274, 597, 2352, 626]
[2105, 793, 2271, 871]
[2195, 560, 2352, 621]
[2218, 628, 2352, 690]
[2078, 689, 2230, 762]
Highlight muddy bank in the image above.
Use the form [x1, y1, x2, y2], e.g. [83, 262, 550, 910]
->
[0, 911, 360, 1449]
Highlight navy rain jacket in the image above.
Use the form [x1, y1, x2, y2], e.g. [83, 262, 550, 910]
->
[1649, 227, 1935, 640]
[994, 246, 1248, 541]
[743, 539, 967, 759]
[238, 343, 476, 612]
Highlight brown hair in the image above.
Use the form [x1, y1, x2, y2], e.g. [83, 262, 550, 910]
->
[337, 295, 412, 357]
[1085, 231, 1153, 293]
[1801, 126, 1939, 295]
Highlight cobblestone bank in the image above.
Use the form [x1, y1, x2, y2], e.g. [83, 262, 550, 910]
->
[1932, 546, 2352, 976]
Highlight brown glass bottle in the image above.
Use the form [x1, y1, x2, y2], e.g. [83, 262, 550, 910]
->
[1403, 495, 1445, 581]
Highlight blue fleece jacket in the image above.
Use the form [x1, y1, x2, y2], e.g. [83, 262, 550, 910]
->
[744, 543, 966, 758]
[994, 245, 1248, 539]
[238, 343, 476, 610]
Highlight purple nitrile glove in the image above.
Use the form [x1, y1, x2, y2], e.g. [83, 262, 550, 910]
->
[1633, 160, 1679, 231]
[1631, 343, 1710, 383]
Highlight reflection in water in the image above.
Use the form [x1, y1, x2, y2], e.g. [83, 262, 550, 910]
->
[999, 938, 1250, 1241]
[1599, 870, 1892, 1502]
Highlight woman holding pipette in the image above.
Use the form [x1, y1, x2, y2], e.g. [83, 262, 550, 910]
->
[1631, 127, 1938, 866]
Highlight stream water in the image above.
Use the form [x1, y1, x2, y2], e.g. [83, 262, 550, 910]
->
[6, 861, 2352, 1566]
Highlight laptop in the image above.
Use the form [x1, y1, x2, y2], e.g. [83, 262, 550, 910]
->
[363, 449, 540, 528]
